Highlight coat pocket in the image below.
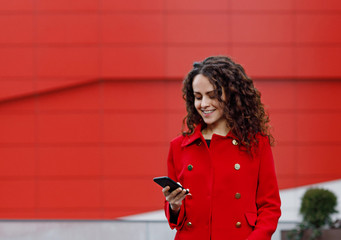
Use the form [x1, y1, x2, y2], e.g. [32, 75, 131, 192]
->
[244, 212, 257, 227]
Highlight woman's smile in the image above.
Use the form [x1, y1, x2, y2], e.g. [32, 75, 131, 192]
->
[201, 109, 216, 117]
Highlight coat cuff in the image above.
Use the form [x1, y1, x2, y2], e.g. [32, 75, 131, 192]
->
[246, 228, 273, 240]
[164, 201, 186, 230]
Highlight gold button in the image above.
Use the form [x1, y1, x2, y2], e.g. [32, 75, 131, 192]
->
[232, 139, 238, 145]
[234, 163, 240, 170]
[196, 141, 202, 146]
[235, 193, 241, 199]
[187, 164, 193, 171]
[236, 222, 241, 228]
[187, 221, 192, 227]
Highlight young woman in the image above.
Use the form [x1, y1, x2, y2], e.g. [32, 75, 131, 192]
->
[162, 56, 281, 240]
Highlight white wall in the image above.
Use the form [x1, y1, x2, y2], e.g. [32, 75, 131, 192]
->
[0, 220, 297, 240]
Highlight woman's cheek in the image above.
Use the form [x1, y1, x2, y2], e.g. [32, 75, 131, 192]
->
[194, 100, 201, 112]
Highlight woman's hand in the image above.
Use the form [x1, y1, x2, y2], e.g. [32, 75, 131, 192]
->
[162, 185, 190, 213]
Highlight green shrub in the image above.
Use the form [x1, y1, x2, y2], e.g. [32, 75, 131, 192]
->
[300, 188, 338, 228]
[288, 188, 338, 240]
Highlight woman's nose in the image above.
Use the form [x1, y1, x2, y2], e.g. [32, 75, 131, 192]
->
[201, 96, 210, 107]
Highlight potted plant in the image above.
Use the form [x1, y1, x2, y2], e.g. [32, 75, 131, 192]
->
[281, 187, 341, 240]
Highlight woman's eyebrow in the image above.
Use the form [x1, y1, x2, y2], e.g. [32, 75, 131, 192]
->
[193, 90, 215, 94]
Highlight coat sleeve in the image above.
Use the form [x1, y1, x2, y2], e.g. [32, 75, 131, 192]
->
[247, 138, 281, 240]
[164, 142, 187, 230]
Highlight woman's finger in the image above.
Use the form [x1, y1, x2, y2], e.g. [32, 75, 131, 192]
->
[165, 188, 183, 202]
[162, 186, 171, 196]
[172, 189, 188, 203]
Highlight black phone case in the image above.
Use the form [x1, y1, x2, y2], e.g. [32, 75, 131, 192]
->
[153, 176, 188, 194]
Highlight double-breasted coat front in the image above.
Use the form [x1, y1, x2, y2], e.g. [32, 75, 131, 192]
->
[164, 125, 281, 240]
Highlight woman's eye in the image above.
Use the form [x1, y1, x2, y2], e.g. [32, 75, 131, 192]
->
[195, 96, 202, 100]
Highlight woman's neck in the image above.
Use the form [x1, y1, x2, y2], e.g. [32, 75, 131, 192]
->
[202, 123, 230, 140]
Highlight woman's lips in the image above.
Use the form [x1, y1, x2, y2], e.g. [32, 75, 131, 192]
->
[202, 109, 215, 116]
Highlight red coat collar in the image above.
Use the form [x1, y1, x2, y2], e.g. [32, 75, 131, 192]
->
[181, 124, 203, 147]
[181, 123, 234, 147]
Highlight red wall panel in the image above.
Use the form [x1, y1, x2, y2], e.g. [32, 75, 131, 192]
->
[0, 180, 36, 209]
[164, 81, 184, 111]
[166, 0, 229, 11]
[38, 146, 102, 177]
[102, 146, 168, 177]
[165, 112, 186, 140]
[0, 96, 37, 111]
[38, 84, 101, 111]
[36, 47, 100, 77]
[36, 14, 99, 44]
[297, 146, 341, 176]
[166, 14, 230, 44]
[230, 0, 293, 11]
[0, 113, 36, 143]
[231, 14, 294, 44]
[295, 0, 341, 11]
[0, 15, 34, 44]
[102, 179, 162, 209]
[38, 113, 101, 143]
[0, 48, 34, 77]
[101, 13, 164, 44]
[296, 47, 341, 77]
[0, 0, 34, 12]
[1, 0, 341, 99]
[296, 82, 341, 110]
[166, 46, 231, 78]
[0, 147, 36, 176]
[0, 210, 37, 219]
[35, 0, 99, 11]
[296, 14, 341, 44]
[272, 145, 296, 176]
[297, 113, 341, 142]
[255, 81, 297, 110]
[102, 81, 166, 110]
[0, 79, 35, 100]
[232, 46, 295, 77]
[102, 113, 167, 143]
[101, 0, 163, 11]
[268, 112, 296, 143]
[39, 180, 101, 208]
[101, 46, 166, 78]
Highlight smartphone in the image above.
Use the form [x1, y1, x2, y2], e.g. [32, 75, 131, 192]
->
[153, 176, 189, 194]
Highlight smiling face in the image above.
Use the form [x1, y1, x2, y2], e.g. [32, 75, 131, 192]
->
[192, 74, 227, 131]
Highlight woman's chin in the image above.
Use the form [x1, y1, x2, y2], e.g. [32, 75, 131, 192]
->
[203, 119, 215, 126]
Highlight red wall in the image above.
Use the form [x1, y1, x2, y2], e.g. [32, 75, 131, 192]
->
[0, 0, 341, 219]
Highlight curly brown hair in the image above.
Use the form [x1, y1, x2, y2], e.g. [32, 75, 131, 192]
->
[182, 56, 273, 150]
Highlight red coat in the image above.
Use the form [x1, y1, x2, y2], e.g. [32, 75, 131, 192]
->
[164, 125, 281, 240]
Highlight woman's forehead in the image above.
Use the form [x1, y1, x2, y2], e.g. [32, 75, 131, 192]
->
[193, 75, 221, 92]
